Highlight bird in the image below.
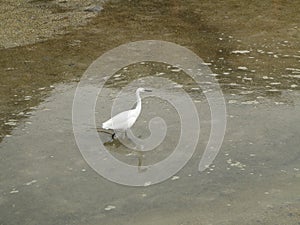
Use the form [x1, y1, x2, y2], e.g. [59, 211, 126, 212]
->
[102, 87, 152, 139]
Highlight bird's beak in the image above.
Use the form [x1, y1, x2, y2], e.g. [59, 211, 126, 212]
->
[144, 89, 152, 92]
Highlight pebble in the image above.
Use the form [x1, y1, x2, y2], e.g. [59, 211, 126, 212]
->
[171, 68, 182, 72]
[144, 181, 152, 186]
[267, 89, 280, 92]
[262, 76, 274, 80]
[174, 84, 183, 88]
[270, 82, 281, 85]
[231, 50, 250, 54]
[10, 189, 19, 194]
[113, 74, 121, 78]
[201, 62, 212, 66]
[243, 77, 253, 81]
[5, 67, 17, 71]
[24, 96, 32, 101]
[241, 100, 259, 105]
[240, 90, 254, 94]
[238, 66, 248, 70]
[171, 176, 180, 180]
[289, 75, 300, 79]
[228, 100, 237, 104]
[104, 205, 116, 211]
[274, 102, 284, 105]
[286, 68, 300, 72]
[25, 180, 37, 186]
[227, 159, 246, 169]
[4, 121, 17, 126]
[84, 5, 103, 13]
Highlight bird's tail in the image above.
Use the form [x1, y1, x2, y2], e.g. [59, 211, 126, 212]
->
[102, 121, 110, 130]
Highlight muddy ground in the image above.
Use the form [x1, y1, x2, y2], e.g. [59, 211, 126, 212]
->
[0, 0, 299, 224]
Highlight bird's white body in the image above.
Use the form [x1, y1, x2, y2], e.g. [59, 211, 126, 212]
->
[102, 88, 150, 133]
[102, 107, 140, 130]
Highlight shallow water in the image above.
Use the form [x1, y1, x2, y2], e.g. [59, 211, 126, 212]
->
[1, 0, 300, 224]
[1, 81, 300, 225]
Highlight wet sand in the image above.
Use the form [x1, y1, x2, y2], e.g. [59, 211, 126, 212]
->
[0, 0, 300, 224]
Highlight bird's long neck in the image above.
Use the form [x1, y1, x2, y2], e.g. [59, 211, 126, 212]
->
[135, 90, 142, 115]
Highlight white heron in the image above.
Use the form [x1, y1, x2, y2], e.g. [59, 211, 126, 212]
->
[102, 87, 152, 139]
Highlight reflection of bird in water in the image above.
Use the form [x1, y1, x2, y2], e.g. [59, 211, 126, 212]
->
[102, 88, 152, 140]
[103, 137, 147, 172]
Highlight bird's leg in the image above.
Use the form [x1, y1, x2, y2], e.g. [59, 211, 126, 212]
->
[112, 133, 116, 140]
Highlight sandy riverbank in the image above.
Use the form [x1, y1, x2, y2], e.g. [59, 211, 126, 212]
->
[0, 0, 102, 48]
